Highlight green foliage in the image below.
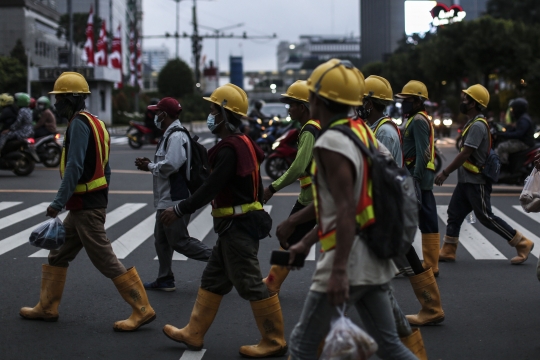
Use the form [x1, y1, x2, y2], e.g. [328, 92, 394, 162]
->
[10, 39, 27, 65]
[0, 55, 26, 95]
[179, 93, 208, 123]
[157, 59, 195, 98]
[57, 13, 104, 48]
[487, 0, 540, 25]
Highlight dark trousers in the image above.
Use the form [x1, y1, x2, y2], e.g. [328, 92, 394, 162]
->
[200, 222, 268, 301]
[287, 201, 317, 247]
[419, 190, 439, 234]
[447, 182, 516, 241]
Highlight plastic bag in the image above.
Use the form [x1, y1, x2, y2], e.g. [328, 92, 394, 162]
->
[320, 305, 378, 360]
[29, 217, 66, 250]
[520, 168, 540, 213]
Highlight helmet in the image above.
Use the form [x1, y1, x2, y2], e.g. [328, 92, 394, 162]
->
[149, 98, 160, 106]
[396, 80, 429, 100]
[37, 96, 51, 109]
[203, 83, 248, 116]
[29, 97, 36, 109]
[364, 75, 393, 102]
[510, 97, 528, 117]
[280, 80, 310, 104]
[14, 92, 31, 107]
[307, 58, 365, 106]
[462, 84, 489, 109]
[0, 93, 14, 107]
[49, 72, 91, 94]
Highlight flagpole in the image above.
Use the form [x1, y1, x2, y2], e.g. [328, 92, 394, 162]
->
[68, 0, 73, 69]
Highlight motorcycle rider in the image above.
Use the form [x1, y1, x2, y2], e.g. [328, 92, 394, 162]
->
[262, 80, 321, 296]
[0, 93, 18, 132]
[33, 96, 57, 138]
[0, 92, 34, 153]
[495, 98, 535, 165]
[435, 84, 534, 265]
[20, 72, 156, 332]
[247, 99, 267, 140]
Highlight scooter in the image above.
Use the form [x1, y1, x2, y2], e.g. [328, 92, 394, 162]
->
[256, 121, 294, 155]
[31, 133, 62, 167]
[126, 121, 161, 149]
[265, 129, 299, 181]
[0, 138, 39, 176]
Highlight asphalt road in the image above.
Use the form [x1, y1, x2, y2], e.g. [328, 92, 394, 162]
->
[1, 131, 540, 360]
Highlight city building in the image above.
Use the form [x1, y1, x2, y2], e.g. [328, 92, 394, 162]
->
[142, 45, 170, 73]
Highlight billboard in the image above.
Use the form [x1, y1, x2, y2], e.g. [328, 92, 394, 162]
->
[405, 1, 466, 35]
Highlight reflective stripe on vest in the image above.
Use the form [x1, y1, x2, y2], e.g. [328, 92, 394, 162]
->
[299, 176, 312, 189]
[404, 111, 436, 171]
[312, 118, 377, 252]
[211, 135, 262, 218]
[460, 116, 490, 174]
[60, 111, 110, 194]
[297, 119, 321, 187]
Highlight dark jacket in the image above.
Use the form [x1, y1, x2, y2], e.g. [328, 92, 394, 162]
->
[498, 113, 535, 147]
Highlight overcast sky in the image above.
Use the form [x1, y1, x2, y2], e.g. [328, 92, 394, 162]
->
[142, 0, 360, 72]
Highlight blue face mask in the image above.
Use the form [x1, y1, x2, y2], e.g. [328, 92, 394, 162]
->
[207, 113, 220, 133]
[154, 112, 164, 129]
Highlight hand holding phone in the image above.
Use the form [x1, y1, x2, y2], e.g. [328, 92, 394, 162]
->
[270, 250, 306, 268]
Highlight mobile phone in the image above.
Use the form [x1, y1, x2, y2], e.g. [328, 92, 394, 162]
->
[270, 250, 306, 268]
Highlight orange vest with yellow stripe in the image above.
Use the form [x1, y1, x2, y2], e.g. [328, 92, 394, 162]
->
[312, 118, 377, 252]
[298, 119, 321, 189]
[404, 111, 436, 171]
[60, 111, 110, 194]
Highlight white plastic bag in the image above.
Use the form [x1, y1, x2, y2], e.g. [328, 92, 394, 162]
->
[29, 217, 66, 250]
[520, 168, 540, 213]
[320, 305, 378, 360]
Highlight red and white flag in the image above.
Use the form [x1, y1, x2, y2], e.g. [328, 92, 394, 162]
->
[136, 36, 143, 89]
[94, 20, 108, 66]
[109, 24, 123, 88]
[129, 26, 136, 86]
[81, 5, 95, 66]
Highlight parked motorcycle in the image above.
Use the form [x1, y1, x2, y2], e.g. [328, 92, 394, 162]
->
[265, 129, 299, 181]
[0, 138, 39, 176]
[31, 133, 62, 167]
[126, 121, 161, 149]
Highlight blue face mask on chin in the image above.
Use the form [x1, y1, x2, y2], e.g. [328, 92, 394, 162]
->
[207, 113, 222, 133]
[154, 112, 165, 129]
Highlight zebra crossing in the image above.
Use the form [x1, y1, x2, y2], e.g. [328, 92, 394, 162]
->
[1, 201, 539, 261]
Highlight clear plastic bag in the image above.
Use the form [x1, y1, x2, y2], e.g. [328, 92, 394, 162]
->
[320, 305, 378, 360]
[520, 168, 540, 213]
[29, 217, 66, 250]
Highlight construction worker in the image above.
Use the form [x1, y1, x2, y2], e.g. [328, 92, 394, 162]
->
[397, 81, 445, 327]
[262, 80, 320, 296]
[20, 72, 156, 332]
[159, 83, 287, 358]
[435, 84, 534, 264]
[284, 59, 417, 360]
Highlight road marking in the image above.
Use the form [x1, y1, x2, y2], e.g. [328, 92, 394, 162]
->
[0, 202, 22, 212]
[498, 206, 540, 258]
[179, 349, 206, 360]
[0, 213, 68, 256]
[512, 205, 540, 224]
[29, 203, 147, 258]
[412, 230, 424, 260]
[199, 138, 215, 145]
[111, 214, 155, 259]
[436, 205, 506, 259]
[0, 202, 50, 231]
[110, 137, 128, 145]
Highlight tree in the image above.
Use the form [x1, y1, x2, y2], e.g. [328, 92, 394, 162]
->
[0, 57, 27, 94]
[10, 39, 27, 65]
[157, 59, 195, 98]
[56, 13, 104, 48]
[487, 0, 540, 25]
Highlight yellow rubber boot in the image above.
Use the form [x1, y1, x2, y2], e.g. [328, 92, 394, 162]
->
[439, 235, 459, 262]
[406, 268, 445, 326]
[401, 328, 428, 360]
[509, 230, 534, 264]
[422, 233, 440, 277]
[239, 294, 288, 358]
[112, 267, 156, 332]
[263, 265, 290, 296]
[163, 288, 223, 350]
[20, 264, 67, 322]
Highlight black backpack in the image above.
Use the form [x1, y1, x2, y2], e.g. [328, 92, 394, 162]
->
[330, 125, 418, 259]
[164, 127, 210, 194]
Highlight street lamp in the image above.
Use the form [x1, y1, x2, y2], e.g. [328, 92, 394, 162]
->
[197, 22, 244, 72]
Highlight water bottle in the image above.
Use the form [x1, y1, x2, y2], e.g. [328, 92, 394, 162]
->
[466, 211, 476, 224]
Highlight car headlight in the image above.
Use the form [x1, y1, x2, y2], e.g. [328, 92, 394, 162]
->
[268, 120, 273, 126]
[392, 118, 402, 126]
[434, 119, 441, 126]
[257, 118, 262, 124]
[535, 132, 540, 139]
[272, 141, 280, 150]
[286, 116, 291, 121]
[443, 119, 452, 126]
[262, 133, 268, 138]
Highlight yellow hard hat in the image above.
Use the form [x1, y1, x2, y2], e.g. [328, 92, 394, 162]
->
[462, 84, 490, 108]
[396, 80, 429, 100]
[307, 58, 365, 106]
[364, 75, 393, 102]
[49, 72, 91, 94]
[203, 83, 248, 116]
[280, 80, 309, 103]
[0, 93, 14, 107]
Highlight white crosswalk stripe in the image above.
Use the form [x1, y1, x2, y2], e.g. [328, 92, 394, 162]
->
[111, 214, 156, 259]
[412, 230, 423, 260]
[0, 202, 49, 231]
[179, 349, 206, 360]
[491, 207, 540, 258]
[0, 202, 22, 212]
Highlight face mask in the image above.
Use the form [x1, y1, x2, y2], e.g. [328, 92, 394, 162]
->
[401, 101, 414, 116]
[459, 102, 470, 115]
[54, 100, 70, 117]
[357, 103, 372, 119]
[37, 104, 45, 110]
[154, 112, 165, 129]
[207, 113, 219, 133]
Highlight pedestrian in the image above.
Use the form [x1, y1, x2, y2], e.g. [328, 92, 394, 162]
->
[159, 83, 287, 358]
[135, 97, 212, 291]
[0, 93, 34, 153]
[435, 84, 534, 264]
[283, 58, 416, 360]
[262, 80, 320, 296]
[20, 72, 156, 332]
[33, 96, 57, 138]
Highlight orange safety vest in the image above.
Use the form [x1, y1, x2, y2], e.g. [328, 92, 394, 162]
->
[312, 118, 377, 252]
[404, 111, 436, 171]
[298, 119, 322, 189]
[211, 135, 264, 217]
[461, 115, 490, 174]
[60, 111, 110, 194]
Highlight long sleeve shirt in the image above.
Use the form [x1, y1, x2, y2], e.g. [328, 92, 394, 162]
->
[498, 114, 534, 147]
[402, 113, 434, 190]
[370, 118, 403, 168]
[9, 107, 33, 139]
[34, 109, 57, 134]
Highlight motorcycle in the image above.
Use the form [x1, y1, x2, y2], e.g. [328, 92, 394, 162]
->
[31, 133, 62, 167]
[126, 121, 161, 149]
[265, 129, 299, 181]
[0, 138, 39, 176]
[433, 114, 452, 138]
[256, 120, 294, 155]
